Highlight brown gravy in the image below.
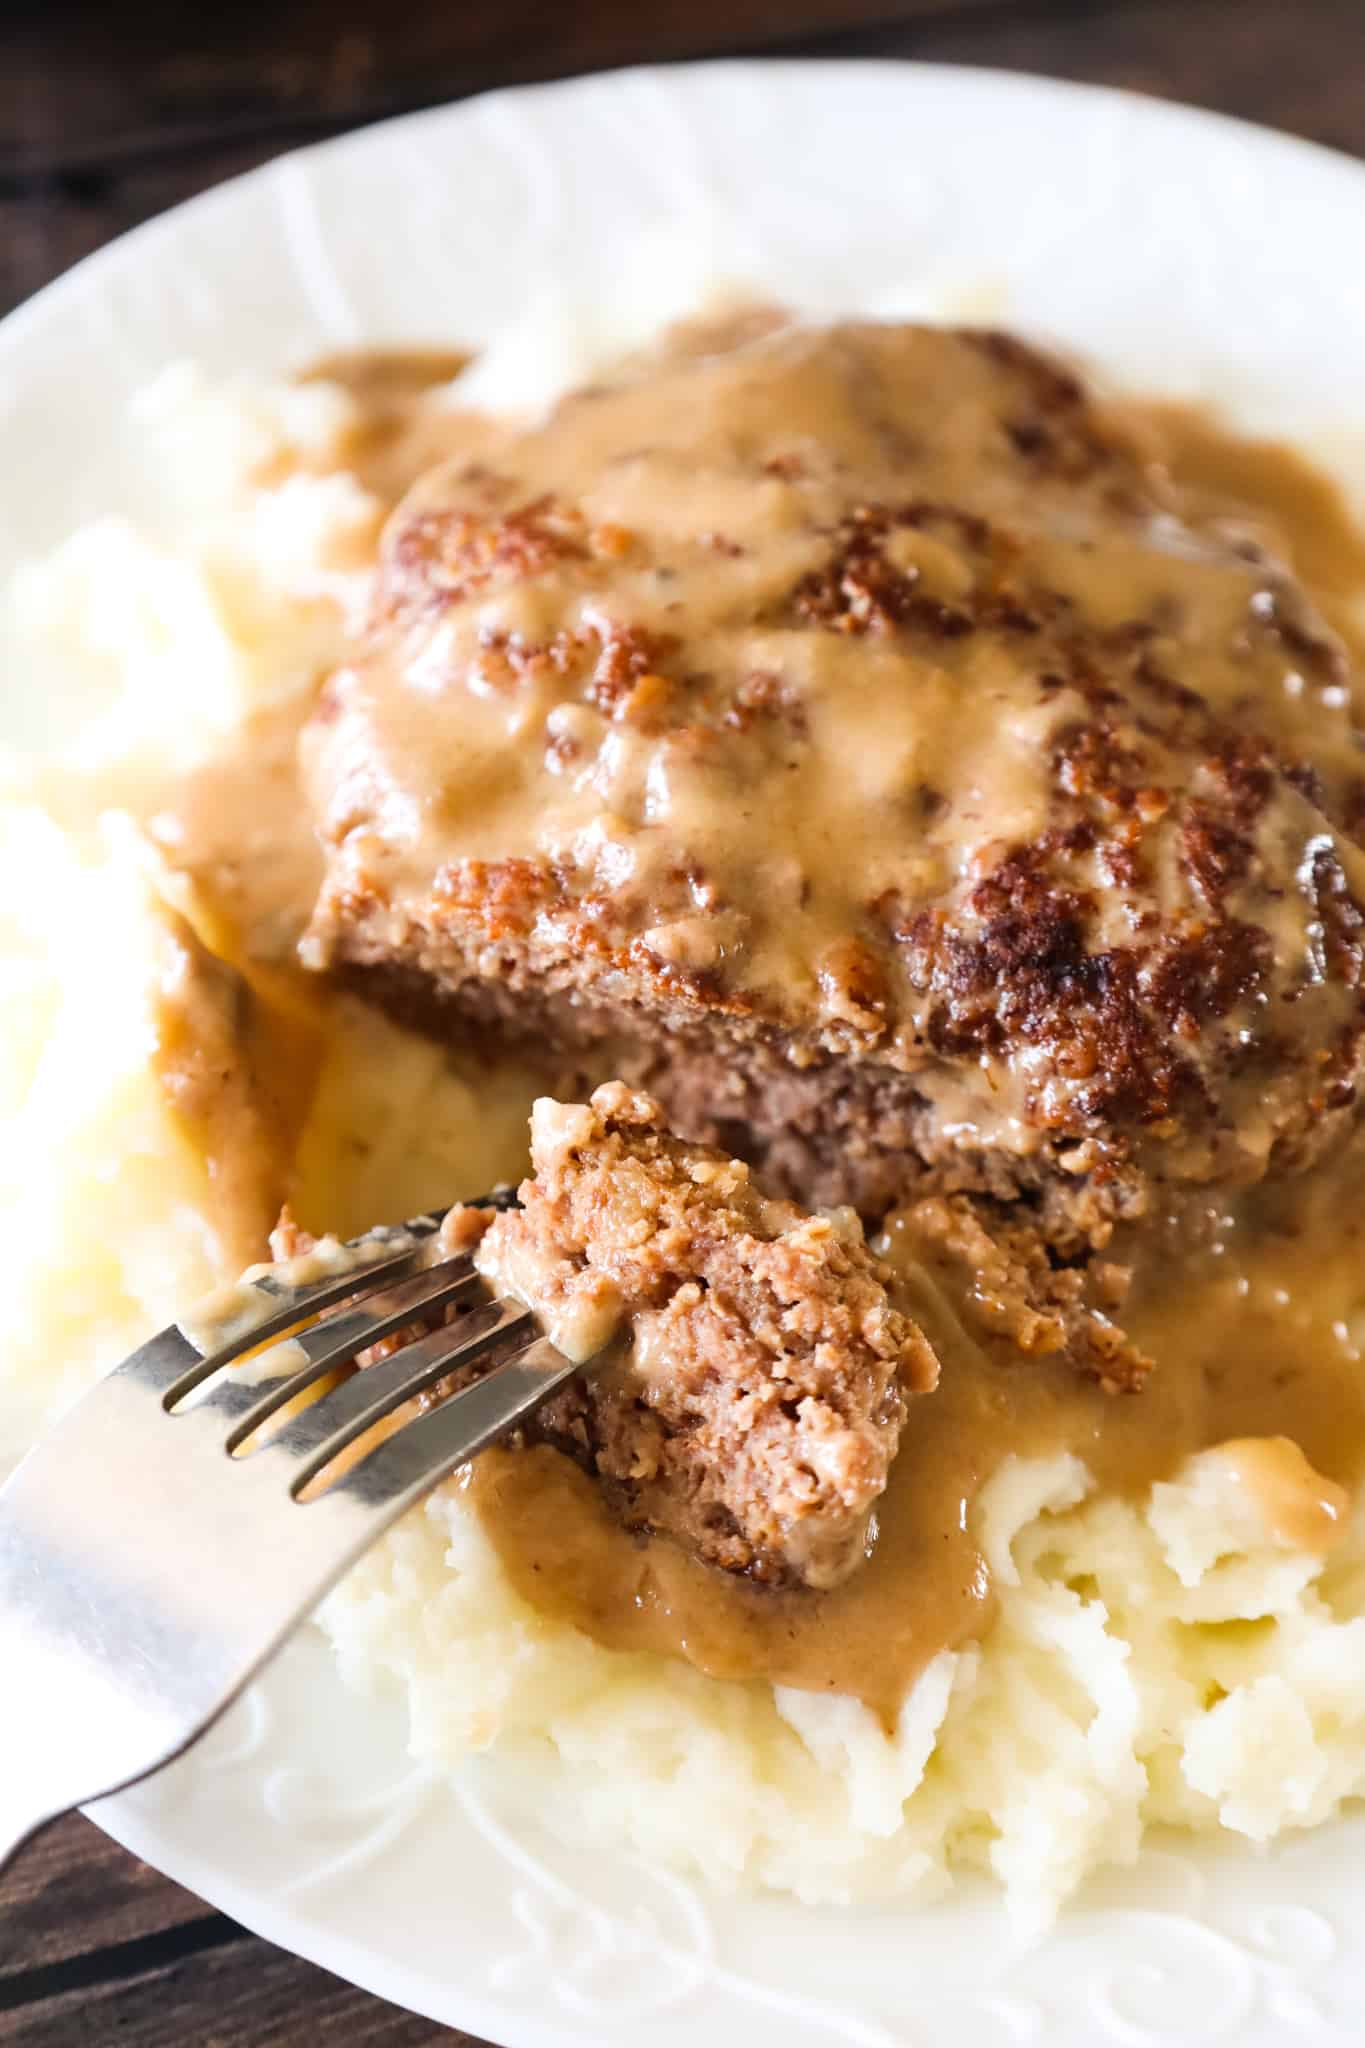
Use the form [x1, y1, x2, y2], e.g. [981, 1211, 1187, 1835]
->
[1140, 402, 1365, 647]
[152, 910, 322, 1270]
[298, 324, 1365, 1229]
[149, 336, 1365, 1722]
[465, 1162, 1365, 1724]
[299, 347, 489, 505]
[150, 697, 326, 971]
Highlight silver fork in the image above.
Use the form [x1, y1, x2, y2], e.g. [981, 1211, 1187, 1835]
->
[0, 1201, 592, 1874]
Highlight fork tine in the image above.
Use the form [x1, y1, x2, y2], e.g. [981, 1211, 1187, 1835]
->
[328, 1332, 583, 1513]
[110, 1323, 212, 1401]
[268, 1296, 536, 1491]
[158, 1219, 446, 1404]
[0, 1193, 575, 1872]
[209, 1257, 484, 1447]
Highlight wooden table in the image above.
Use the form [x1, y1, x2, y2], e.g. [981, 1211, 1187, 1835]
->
[4, 0, 1364, 2038]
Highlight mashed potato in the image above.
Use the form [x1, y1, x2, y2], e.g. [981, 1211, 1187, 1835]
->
[0, 803, 229, 1466]
[5, 366, 1365, 1926]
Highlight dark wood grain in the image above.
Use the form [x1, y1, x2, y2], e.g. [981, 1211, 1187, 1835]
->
[847, 0, 1365, 158]
[0, 1896, 454, 2045]
[0, 137, 279, 318]
[6, 0, 1365, 176]
[0, 1814, 203, 1974]
[0, 1814, 480, 2043]
[0, 0, 1010, 174]
[7, 0, 1365, 319]
[3, 0, 1365, 2040]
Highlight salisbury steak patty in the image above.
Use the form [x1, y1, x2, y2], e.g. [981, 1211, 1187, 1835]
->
[270, 1083, 932, 1586]
[465, 1082, 937, 1588]
[303, 320, 1365, 1239]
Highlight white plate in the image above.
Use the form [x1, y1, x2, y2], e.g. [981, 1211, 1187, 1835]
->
[6, 58, 1365, 2047]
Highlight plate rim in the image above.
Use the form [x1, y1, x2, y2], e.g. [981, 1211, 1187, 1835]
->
[10, 54, 1365, 2046]
[6, 54, 1365, 373]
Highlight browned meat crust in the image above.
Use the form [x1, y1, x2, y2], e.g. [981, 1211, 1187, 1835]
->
[885, 1193, 1151, 1396]
[302, 320, 1365, 1249]
[269, 1089, 935, 1587]
[469, 1083, 937, 1589]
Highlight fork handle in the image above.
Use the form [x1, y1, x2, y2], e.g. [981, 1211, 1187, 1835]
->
[0, 1610, 85, 1878]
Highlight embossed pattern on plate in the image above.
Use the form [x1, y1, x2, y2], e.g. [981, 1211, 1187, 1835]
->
[101, 1630, 1365, 2047]
[5, 59, 1365, 2046]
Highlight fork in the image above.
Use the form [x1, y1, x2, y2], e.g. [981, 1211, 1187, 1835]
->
[0, 1199, 594, 1874]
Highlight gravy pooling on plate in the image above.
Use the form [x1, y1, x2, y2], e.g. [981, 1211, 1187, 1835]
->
[146, 326, 1365, 1720]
